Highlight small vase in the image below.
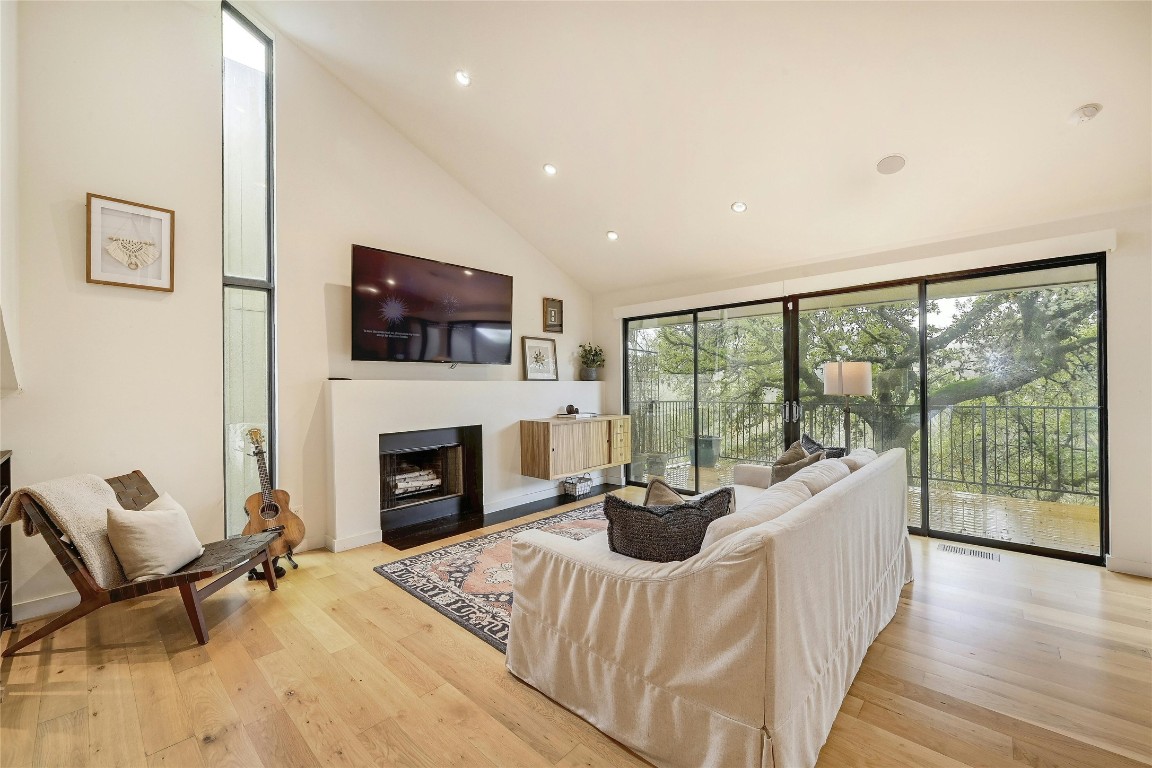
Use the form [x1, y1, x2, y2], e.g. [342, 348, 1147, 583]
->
[580, 367, 600, 381]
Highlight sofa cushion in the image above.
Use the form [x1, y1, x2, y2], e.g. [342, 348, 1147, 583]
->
[643, 478, 684, 506]
[772, 450, 823, 485]
[731, 463, 773, 489]
[604, 487, 734, 562]
[700, 479, 812, 549]
[840, 448, 879, 472]
[789, 458, 851, 495]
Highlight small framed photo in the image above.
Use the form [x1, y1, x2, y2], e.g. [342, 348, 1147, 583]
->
[543, 297, 564, 333]
[522, 336, 558, 381]
[87, 193, 175, 292]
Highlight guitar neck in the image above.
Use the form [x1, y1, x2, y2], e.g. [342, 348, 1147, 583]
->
[254, 447, 274, 506]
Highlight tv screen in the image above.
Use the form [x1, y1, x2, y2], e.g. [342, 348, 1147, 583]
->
[351, 245, 513, 364]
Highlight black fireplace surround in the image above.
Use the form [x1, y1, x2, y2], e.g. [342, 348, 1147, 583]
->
[379, 425, 483, 534]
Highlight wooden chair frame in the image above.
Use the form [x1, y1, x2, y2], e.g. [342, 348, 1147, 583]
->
[2, 471, 281, 657]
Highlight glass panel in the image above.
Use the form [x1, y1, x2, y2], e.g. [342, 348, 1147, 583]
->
[695, 303, 786, 492]
[926, 265, 1100, 555]
[798, 285, 922, 526]
[625, 314, 697, 493]
[223, 12, 269, 281]
[224, 286, 271, 536]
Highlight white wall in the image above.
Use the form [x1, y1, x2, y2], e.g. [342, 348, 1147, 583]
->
[1, 0, 224, 616]
[271, 30, 596, 549]
[2, 1, 599, 616]
[1, 0, 20, 393]
[594, 206, 1152, 576]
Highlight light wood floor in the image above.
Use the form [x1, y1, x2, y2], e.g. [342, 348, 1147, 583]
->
[2, 491, 1150, 768]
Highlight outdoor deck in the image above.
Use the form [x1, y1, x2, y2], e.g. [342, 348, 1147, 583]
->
[647, 459, 1100, 556]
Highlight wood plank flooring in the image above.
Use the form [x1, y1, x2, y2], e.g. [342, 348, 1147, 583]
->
[2, 491, 1149, 767]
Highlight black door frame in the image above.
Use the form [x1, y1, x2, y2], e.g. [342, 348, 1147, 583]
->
[621, 252, 1107, 566]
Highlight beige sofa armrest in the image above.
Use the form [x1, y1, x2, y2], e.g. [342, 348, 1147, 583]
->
[733, 462, 773, 488]
[507, 529, 770, 729]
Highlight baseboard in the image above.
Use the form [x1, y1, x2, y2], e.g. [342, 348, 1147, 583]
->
[485, 472, 610, 513]
[327, 529, 382, 553]
[1105, 555, 1152, 578]
[13, 591, 80, 623]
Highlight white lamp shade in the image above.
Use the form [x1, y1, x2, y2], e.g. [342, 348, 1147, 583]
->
[823, 361, 873, 397]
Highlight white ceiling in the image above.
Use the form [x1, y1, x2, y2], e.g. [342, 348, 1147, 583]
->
[253, 1, 1152, 292]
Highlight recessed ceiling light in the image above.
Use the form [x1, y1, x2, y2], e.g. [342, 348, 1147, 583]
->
[731, 201, 748, 213]
[543, 163, 557, 176]
[455, 70, 471, 87]
[1068, 103, 1103, 124]
[606, 231, 619, 241]
[386, 278, 396, 286]
[876, 154, 906, 175]
[463, 269, 473, 276]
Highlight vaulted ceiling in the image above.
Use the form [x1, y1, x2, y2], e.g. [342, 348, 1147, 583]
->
[253, 1, 1151, 292]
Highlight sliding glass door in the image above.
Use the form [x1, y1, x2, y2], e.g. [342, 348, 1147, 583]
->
[925, 263, 1102, 557]
[797, 285, 922, 526]
[622, 254, 1105, 563]
[625, 314, 698, 492]
[624, 302, 786, 494]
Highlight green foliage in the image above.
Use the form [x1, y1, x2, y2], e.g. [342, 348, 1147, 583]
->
[626, 281, 1100, 502]
[579, 343, 606, 368]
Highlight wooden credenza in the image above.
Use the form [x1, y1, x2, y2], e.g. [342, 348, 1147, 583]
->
[520, 415, 631, 480]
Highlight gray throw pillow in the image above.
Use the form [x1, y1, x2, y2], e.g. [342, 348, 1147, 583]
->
[604, 487, 735, 563]
[800, 433, 846, 459]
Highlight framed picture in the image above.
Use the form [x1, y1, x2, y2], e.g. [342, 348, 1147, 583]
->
[522, 336, 558, 381]
[86, 193, 175, 292]
[543, 297, 564, 333]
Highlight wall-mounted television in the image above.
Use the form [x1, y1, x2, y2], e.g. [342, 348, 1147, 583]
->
[351, 244, 513, 364]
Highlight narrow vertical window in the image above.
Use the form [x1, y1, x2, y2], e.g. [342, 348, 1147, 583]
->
[223, 4, 274, 536]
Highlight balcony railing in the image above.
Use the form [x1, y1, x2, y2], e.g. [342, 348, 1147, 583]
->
[628, 400, 1099, 502]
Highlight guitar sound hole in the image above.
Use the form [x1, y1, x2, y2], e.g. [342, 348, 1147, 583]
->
[260, 503, 280, 520]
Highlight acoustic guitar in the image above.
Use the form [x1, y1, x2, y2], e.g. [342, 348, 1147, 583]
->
[242, 428, 306, 568]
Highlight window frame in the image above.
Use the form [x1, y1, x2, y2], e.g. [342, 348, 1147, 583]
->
[222, 2, 277, 531]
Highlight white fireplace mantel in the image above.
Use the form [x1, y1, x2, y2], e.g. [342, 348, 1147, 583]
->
[324, 379, 608, 551]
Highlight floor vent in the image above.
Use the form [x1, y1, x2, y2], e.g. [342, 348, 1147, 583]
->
[938, 543, 1001, 561]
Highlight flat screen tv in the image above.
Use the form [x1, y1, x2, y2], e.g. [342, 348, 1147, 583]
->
[351, 244, 513, 364]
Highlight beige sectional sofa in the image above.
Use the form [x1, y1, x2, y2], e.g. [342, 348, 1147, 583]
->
[506, 448, 913, 768]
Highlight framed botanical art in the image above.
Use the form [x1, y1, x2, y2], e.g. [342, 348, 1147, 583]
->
[86, 193, 175, 292]
[543, 297, 564, 333]
[522, 336, 558, 381]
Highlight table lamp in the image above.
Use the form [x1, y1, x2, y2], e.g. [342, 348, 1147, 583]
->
[823, 361, 872, 452]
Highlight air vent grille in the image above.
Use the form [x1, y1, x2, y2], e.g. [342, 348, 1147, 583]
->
[938, 543, 1001, 561]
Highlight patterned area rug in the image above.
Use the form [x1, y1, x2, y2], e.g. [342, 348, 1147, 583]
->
[374, 502, 608, 652]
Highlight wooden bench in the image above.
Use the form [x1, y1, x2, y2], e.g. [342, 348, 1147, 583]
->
[2, 470, 280, 657]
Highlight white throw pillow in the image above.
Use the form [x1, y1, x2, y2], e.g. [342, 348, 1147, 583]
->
[789, 459, 851, 496]
[840, 448, 879, 472]
[107, 493, 205, 582]
[700, 479, 812, 549]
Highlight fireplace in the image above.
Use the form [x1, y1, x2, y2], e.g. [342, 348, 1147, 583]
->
[379, 425, 482, 533]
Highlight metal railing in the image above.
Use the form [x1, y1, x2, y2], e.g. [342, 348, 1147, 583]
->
[629, 399, 1099, 501]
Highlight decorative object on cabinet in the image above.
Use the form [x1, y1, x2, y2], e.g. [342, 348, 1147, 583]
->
[543, 297, 564, 333]
[520, 415, 631, 480]
[522, 336, 558, 381]
[578, 343, 605, 381]
[86, 193, 175, 292]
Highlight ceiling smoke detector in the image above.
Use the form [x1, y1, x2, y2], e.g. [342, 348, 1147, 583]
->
[876, 154, 906, 175]
[1068, 103, 1103, 125]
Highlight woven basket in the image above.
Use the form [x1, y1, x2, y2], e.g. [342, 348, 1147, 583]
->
[562, 474, 593, 497]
